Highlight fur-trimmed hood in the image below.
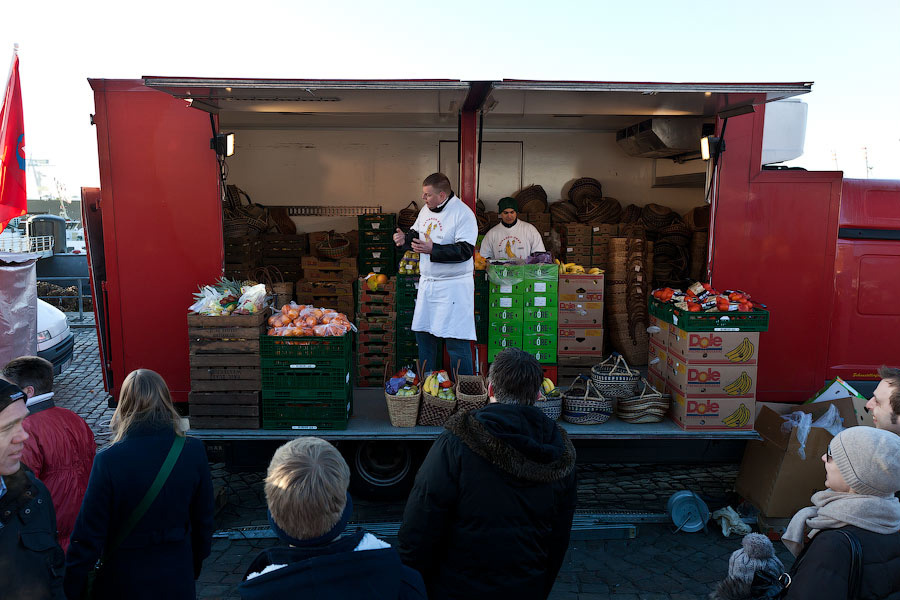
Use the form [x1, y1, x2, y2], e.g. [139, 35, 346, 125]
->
[444, 403, 576, 483]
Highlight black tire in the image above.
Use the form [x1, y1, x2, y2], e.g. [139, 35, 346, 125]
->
[342, 441, 423, 501]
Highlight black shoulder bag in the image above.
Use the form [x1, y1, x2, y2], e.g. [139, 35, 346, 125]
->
[83, 435, 186, 599]
[750, 528, 863, 600]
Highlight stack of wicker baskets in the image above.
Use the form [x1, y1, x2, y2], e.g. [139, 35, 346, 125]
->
[515, 185, 549, 213]
[621, 204, 642, 224]
[550, 200, 579, 225]
[653, 221, 692, 288]
[567, 177, 603, 210]
[684, 205, 711, 281]
[605, 226, 654, 365]
[577, 196, 622, 224]
[640, 203, 679, 235]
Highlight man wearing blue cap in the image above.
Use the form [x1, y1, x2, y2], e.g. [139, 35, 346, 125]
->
[479, 197, 545, 260]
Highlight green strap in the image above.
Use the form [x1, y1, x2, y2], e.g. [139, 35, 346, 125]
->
[108, 434, 186, 553]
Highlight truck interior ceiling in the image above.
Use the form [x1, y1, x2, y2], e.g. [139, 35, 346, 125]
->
[143, 78, 810, 234]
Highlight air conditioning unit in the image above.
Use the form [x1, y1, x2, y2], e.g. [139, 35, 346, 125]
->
[616, 118, 704, 158]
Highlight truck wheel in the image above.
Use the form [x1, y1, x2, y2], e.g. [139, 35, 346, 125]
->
[343, 441, 421, 501]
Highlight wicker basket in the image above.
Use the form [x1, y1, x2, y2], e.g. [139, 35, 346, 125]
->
[456, 373, 488, 414]
[535, 390, 563, 421]
[590, 353, 641, 399]
[398, 201, 419, 229]
[550, 200, 579, 224]
[384, 363, 421, 428]
[417, 364, 457, 426]
[562, 376, 613, 425]
[515, 184, 549, 213]
[617, 378, 670, 424]
[317, 232, 351, 260]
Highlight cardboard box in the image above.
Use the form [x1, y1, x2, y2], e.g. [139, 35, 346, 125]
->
[735, 403, 837, 517]
[667, 355, 757, 398]
[669, 390, 755, 431]
[559, 275, 604, 300]
[557, 326, 604, 354]
[669, 328, 760, 365]
[648, 314, 670, 348]
[558, 301, 603, 325]
[646, 367, 666, 395]
[648, 340, 667, 373]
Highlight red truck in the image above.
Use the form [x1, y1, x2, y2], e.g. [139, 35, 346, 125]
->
[81, 77, 900, 496]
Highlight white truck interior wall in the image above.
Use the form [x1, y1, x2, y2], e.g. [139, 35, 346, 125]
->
[479, 131, 706, 215]
[225, 129, 451, 232]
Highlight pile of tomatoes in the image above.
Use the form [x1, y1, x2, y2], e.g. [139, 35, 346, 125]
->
[266, 302, 353, 336]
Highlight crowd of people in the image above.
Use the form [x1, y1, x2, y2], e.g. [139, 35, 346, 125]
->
[1, 348, 900, 599]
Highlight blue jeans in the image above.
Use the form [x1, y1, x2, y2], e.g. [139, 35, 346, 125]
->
[414, 331, 473, 376]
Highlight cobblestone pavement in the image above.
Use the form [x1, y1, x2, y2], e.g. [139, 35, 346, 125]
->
[56, 324, 796, 599]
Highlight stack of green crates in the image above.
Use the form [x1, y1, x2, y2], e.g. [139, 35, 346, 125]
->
[474, 270, 489, 344]
[358, 214, 396, 276]
[521, 264, 559, 364]
[395, 274, 419, 368]
[488, 264, 525, 361]
[260, 334, 353, 430]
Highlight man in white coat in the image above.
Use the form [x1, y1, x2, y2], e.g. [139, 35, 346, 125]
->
[479, 197, 545, 260]
[393, 173, 478, 375]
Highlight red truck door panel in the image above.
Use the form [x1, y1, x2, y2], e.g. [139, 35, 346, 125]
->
[827, 179, 900, 384]
[710, 107, 842, 403]
[89, 80, 222, 403]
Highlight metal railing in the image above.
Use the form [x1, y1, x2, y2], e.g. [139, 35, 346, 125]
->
[0, 234, 55, 256]
[37, 276, 92, 323]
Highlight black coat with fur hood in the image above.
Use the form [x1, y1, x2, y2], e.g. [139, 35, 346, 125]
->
[397, 403, 577, 600]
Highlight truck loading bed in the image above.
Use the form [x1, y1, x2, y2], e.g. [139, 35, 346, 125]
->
[186, 387, 761, 442]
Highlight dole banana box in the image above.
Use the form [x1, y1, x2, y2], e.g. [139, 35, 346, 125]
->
[557, 326, 604, 355]
[669, 390, 756, 431]
[646, 368, 667, 396]
[648, 339, 667, 375]
[558, 275, 604, 302]
[668, 328, 760, 365]
[648, 314, 670, 349]
[558, 301, 604, 325]
[666, 354, 758, 398]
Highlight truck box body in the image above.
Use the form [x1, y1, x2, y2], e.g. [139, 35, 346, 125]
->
[84, 77, 898, 422]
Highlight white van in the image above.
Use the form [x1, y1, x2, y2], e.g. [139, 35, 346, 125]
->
[36, 298, 75, 375]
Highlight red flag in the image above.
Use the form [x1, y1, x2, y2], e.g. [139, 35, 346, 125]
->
[0, 52, 26, 235]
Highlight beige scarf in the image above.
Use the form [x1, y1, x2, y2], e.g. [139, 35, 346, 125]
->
[783, 489, 900, 556]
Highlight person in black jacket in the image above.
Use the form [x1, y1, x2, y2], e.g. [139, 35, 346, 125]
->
[397, 348, 577, 600]
[781, 426, 900, 600]
[64, 369, 215, 600]
[0, 379, 65, 599]
[238, 436, 425, 599]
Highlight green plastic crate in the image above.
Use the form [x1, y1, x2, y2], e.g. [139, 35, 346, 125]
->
[488, 333, 523, 351]
[648, 298, 770, 332]
[260, 335, 352, 360]
[358, 244, 395, 262]
[523, 333, 557, 350]
[522, 264, 559, 280]
[524, 292, 558, 309]
[358, 213, 397, 231]
[359, 229, 395, 245]
[523, 280, 558, 295]
[396, 275, 420, 293]
[489, 307, 524, 322]
[489, 281, 526, 296]
[489, 321, 522, 336]
[524, 306, 558, 322]
[262, 392, 351, 430]
[489, 294, 523, 310]
[528, 348, 557, 364]
[523, 321, 556, 335]
[262, 363, 351, 391]
[359, 257, 396, 276]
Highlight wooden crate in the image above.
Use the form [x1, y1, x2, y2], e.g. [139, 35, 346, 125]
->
[189, 391, 260, 429]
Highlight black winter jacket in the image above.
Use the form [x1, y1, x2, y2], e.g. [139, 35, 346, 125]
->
[64, 423, 215, 600]
[397, 402, 577, 600]
[238, 528, 426, 600]
[784, 524, 900, 600]
[0, 466, 65, 599]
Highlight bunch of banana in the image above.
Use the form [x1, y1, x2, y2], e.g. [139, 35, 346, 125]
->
[423, 371, 455, 400]
[723, 372, 753, 396]
[540, 377, 561, 398]
[725, 338, 755, 362]
[552, 259, 600, 275]
[723, 403, 751, 427]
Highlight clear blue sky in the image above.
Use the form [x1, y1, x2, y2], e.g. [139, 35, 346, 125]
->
[3, 0, 898, 197]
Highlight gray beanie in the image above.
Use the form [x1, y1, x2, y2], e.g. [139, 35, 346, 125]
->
[830, 426, 900, 496]
[727, 533, 784, 583]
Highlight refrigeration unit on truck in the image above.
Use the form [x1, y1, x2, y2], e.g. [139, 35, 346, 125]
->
[82, 77, 900, 497]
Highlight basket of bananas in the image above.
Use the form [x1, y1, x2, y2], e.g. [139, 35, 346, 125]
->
[590, 352, 641, 399]
[535, 377, 562, 421]
[455, 373, 488, 414]
[616, 378, 670, 424]
[418, 365, 457, 426]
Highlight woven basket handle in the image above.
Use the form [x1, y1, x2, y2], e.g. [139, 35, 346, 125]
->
[584, 379, 604, 402]
[404, 200, 418, 211]
[253, 266, 275, 289]
[268, 266, 285, 284]
[609, 354, 635, 377]
[639, 378, 659, 400]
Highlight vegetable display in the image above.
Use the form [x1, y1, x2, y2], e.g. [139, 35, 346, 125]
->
[398, 251, 420, 274]
[652, 282, 764, 313]
[385, 367, 419, 396]
[189, 277, 270, 315]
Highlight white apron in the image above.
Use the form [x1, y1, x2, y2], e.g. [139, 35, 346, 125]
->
[410, 196, 478, 341]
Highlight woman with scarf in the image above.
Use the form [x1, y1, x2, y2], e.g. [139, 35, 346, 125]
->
[780, 426, 900, 599]
[479, 197, 545, 260]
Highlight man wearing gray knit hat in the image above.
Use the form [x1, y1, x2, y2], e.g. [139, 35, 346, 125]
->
[779, 426, 900, 599]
